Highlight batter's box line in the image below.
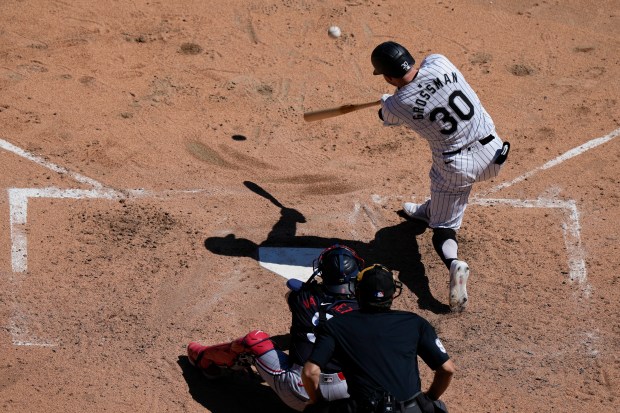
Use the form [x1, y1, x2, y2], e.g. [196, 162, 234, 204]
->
[7, 187, 222, 273]
[372, 194, 588, 296]
[481, 127, 620, 196]
[5, 186, 211, 347]
[472, 197, 588, 294]
[0, 138, 105, 188]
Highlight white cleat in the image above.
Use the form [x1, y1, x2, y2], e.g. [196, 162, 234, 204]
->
[449, 260, 469, 312]
[402, 202, 430, 224]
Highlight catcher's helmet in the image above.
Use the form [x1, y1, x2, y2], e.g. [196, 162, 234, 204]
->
[371, 41, 415, 78]
[315, 244, 364, 295]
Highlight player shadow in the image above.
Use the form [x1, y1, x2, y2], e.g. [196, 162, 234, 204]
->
[177, 355, 296, 413]
[204, 181, 450, 314]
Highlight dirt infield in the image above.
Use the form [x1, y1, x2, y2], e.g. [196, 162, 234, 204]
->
[1, 1, 618, 412]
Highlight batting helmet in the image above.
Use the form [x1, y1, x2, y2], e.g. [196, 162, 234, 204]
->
[371, 41, 415, 78]
[315, 244, 365, 295]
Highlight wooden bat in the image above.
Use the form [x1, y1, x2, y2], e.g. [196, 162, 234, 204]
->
[303, 100, 381, 122]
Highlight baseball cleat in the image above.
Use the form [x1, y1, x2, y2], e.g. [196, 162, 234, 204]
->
[402, 202, 430, 224]
[449, 260, 469, 312]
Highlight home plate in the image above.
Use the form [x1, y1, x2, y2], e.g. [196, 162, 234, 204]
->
[258, 247, 323, 281]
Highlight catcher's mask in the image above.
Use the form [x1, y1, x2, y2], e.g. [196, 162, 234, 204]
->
[355, 264, 402, 306]
[312, 244, 364, 295]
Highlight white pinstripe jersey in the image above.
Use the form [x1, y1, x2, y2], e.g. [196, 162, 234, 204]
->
[381, 54, 496, 156]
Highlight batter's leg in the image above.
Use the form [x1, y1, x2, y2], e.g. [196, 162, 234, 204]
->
[430, 227, 470, 312]
[427, 185, 472, 312]
[431, 228, 458, 269]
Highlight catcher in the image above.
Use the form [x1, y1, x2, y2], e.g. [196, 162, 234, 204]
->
[187, 244, 365, 411]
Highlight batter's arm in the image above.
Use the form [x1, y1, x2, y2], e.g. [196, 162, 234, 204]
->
[379, 93, 406, 126]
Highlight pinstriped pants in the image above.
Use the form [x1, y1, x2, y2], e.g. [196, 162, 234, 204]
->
[428, 134, 504, 229]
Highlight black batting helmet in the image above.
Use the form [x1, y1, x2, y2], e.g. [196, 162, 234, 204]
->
[314, 244, 364, 295]
[371, 41, 415, 78]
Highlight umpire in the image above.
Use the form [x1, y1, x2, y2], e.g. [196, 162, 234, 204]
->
[301, 264, 455, 413]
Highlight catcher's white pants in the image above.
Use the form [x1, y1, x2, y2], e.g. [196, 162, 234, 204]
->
[254, 349, 349, 411]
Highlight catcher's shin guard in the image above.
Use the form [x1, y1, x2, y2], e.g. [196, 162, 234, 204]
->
[187, 340, 246, 370]
[240, 330, 274, 357]
[187, 330, 274, 371]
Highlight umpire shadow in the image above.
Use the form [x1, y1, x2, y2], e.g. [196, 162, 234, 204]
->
[178, 355, 296, 413]
[204, 181, 450, 314]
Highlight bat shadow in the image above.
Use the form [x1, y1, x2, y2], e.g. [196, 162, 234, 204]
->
[204, 181, 450, 314]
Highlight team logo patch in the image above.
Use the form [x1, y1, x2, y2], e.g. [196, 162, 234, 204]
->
[401, 62, 411, 71]
[435, 338, 447, 353]
[374, 291, 385, 298]
[322, 376, 334, 383]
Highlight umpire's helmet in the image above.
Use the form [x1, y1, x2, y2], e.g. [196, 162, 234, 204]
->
[315, 244, 365, 295]
[355, 264, 403, 311]
[371, 41, 415, 78]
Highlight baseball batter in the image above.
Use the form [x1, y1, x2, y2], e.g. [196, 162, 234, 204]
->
[371, 41, 510, 312]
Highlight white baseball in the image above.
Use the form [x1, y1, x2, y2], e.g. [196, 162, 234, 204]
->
[328, 26, 341, 38]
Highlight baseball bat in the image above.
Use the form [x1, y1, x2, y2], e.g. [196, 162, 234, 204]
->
[303, 100, 381, 122]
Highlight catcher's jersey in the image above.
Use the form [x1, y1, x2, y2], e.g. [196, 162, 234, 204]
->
[287, 284, 358, 372]
[381, 54, 496, 156]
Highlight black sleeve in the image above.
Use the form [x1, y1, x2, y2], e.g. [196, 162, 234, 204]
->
[378, 107, 384, 121]
[286, 289, 298, 312]
[417, 319, 450, 370]
[307, 323, 336, 369]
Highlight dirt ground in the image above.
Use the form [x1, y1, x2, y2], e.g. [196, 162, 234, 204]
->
[1, 1, 619, 412]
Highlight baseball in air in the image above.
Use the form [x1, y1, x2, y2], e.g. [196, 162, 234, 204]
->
[328, 26, 341, 38]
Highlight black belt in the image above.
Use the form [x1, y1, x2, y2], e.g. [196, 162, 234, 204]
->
[398, 397, 422, 413]
[356, 391, 425, 413]
[442, 134, 495, 156]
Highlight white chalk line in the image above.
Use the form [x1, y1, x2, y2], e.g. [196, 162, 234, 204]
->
[0, 138, 105, 189]
[5, 186, 216, 347]
[371, 195, 589, 291]
[1, 137, 238, 346]
[8, 188, 124, 273]
[482, 127, 620, 196]
[2, 128, 616, 346]
[7, 187, 222, 273]
[471, 197, 587, 290]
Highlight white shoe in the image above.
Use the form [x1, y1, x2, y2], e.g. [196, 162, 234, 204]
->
[449, 260, 469, 312]
[402, 202, 430, 224]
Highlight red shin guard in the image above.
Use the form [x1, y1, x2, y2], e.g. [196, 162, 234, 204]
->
[240, 330, 274, 357]
[187, 341, 245, 369]
[187, 329, 274, 371]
